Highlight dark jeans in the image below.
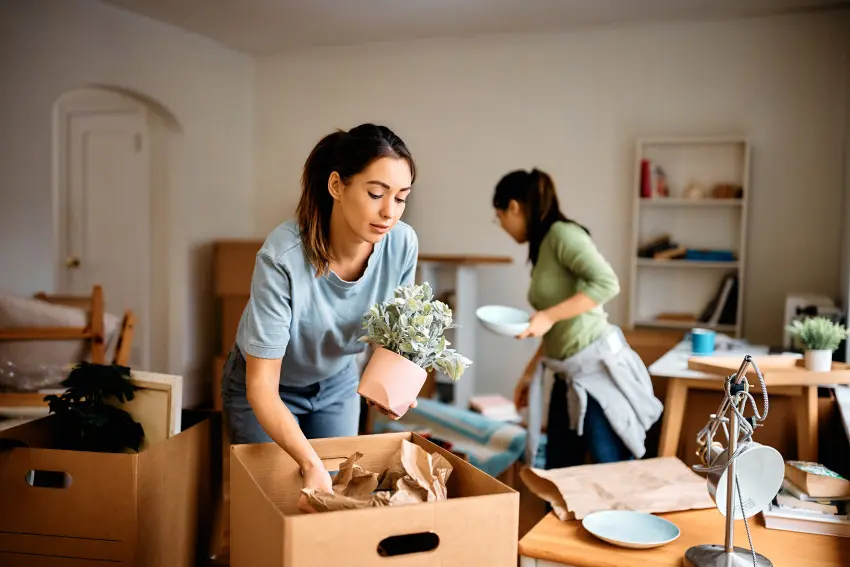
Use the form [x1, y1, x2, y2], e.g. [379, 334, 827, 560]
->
[221, 348, 361, 444]
[545, 376, 634, 469]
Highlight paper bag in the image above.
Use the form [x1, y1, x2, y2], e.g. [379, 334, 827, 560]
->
[303, 439, 453, 513]
[520, 456, 715, 520]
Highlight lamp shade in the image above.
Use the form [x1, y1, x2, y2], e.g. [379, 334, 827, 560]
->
[706, 442, 784, 520]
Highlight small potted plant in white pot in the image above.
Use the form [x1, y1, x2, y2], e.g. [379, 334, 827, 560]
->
[357, 282, 472, 418]
[786, 316, 850, 372]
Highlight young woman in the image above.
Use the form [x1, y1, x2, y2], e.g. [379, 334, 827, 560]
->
[493, 168, 662, 469]
[221, 123, 419, 511]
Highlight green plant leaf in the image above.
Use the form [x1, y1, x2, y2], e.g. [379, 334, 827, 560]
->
[786, 317, 850, 351]
[359, 282, 472, 379]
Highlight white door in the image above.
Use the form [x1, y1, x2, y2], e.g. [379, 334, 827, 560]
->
[56, 106, 151, 368]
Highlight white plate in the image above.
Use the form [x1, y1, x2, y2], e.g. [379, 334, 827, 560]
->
[581, 510, 680, 549]
[475, 305, 530, 337]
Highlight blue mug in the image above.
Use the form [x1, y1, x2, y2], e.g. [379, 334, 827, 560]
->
[691, 328, 716, 356]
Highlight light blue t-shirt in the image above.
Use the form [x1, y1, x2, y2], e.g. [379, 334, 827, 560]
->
[234, 219, 418, 387]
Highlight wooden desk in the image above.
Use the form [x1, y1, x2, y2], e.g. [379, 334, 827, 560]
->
[685, 355, 850, 463]
[649, 341, 770, 459]
[519, 510, 850, 567]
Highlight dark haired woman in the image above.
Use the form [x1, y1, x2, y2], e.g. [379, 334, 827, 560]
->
[493, 168, 662, 469]
[221, 123, 419, 511]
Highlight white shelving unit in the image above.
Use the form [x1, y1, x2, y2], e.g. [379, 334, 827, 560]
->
[627, 136, 751, 337]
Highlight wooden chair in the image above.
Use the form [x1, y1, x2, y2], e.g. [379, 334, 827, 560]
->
[0, 285, 136, 408]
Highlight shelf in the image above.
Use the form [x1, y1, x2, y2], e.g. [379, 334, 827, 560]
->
[636, 259, 740, 269]
[639, 198, 743, 207]
[638, 136, 748, 146]
[418, 254, 512, 265]
[628, 135, 749, 339]
[634, 319, 737, 332]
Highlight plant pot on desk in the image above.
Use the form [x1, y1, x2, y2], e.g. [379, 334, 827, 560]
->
[358, 346, 427, 419]
[804, 349, 833, 372]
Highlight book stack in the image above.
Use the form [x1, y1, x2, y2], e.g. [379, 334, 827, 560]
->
[761, 460, 850, 538]
[637, 234, 737, 263]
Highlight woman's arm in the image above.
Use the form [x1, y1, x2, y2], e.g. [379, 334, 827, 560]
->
[514, 342, 545, 408]
[245, 354, 322, 471]
[517, 293, 599, 339]
[518, 223, 620, 339]
[245, 354, 331, 513]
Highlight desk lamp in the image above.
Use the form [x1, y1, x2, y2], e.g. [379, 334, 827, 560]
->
[684, 355, 785, 567]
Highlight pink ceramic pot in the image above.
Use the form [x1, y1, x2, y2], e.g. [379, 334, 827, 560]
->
[358, 347, 427, 419]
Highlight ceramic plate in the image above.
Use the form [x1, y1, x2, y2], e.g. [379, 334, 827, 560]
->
[581, 510, 680, 549]
[475, 305, 530, 337]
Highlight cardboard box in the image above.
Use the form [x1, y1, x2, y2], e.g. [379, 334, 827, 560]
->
[213, 240, 262, 297]
[0, 410, 221, 566]
[220, 295, 248, 355]
[230, 432, 519, 567]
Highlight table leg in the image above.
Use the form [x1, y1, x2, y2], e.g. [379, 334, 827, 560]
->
[795, 386, 819, 462]
[658, 379, 688, 457]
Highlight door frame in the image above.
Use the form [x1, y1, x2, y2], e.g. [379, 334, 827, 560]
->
[52, 88, 152, 368]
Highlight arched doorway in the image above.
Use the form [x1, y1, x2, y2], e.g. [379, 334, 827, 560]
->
[52, 86, 179, 371]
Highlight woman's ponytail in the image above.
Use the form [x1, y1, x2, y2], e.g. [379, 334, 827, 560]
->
[493, 168, 590, 265]
[297, 130, 345, 276]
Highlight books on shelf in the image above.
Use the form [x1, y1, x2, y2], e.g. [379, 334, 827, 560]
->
[762, 462, 850, 538]
[639, 159, 669, 199]
[637, 234, 737, 263]
[697, 273, 738, 326]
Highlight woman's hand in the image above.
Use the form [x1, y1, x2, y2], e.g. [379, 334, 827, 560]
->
[297, 461, 334, 514]
[516, 310, 555, 339]
[514, 370, 534, 410]
[514, 344, 544, 410]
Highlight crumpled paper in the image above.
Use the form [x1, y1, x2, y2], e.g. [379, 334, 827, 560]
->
[302, 439, 453, 512]
[520, 456, 715, 520]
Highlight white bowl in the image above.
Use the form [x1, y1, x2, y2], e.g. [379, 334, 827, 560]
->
[581, 510, 680, 549]
[475, 305, 530, 337]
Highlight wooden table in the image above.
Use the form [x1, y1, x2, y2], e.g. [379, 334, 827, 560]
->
[648, 341, 770, 459]
[519, 510, 850, 567]
[685, 355, 850, 463]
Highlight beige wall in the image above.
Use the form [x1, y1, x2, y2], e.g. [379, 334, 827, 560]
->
[2, 2, 848, 403]
[0, 0, 254, 405]
[254, 12, 849, 397]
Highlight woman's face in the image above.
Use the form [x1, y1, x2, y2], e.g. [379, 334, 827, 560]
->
[330, 156, 413, 244]
[495, 200, 527, 243]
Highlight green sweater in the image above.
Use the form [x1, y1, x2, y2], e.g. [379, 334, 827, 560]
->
[528, 221, 621, 359]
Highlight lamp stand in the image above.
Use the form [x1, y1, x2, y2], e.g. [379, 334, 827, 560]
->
[684, 356, 773, 567]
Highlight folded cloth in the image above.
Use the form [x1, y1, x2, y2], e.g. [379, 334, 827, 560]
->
[526, 325, 664, 466]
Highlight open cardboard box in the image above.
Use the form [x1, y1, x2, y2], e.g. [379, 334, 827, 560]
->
[230, 431, 519, 567]
[0, 409, 221, 566]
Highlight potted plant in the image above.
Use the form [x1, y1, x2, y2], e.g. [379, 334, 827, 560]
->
[357, 282, 472, 418]
[786, 317, 850, 372]
[43, 361, 145, 453]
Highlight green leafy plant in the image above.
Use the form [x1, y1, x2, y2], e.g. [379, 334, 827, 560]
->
[786, 317, 850, 352]
[360, 282, 472, 380]
[43, 362, 145, 453]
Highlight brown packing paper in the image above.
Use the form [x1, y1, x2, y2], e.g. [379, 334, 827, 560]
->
[520, 456, 715, 521]
[303, 438, 453, 513]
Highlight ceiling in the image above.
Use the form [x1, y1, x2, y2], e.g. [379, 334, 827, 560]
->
[98, 0, 850, 55]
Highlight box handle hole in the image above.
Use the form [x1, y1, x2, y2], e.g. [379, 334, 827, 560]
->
[25, 469, 73, 489]
[377, 532, 440, 557]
